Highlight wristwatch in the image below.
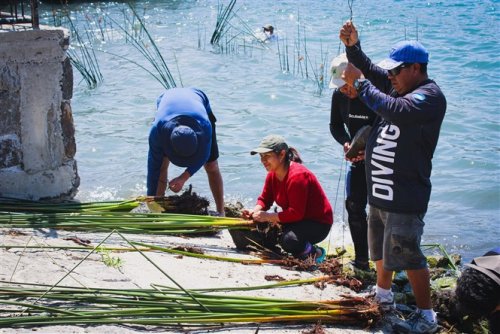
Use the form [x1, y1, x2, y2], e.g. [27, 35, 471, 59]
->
[353, 78, 366, 91]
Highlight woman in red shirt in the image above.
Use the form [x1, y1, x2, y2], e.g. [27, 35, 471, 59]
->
[242, 135, 333, 263]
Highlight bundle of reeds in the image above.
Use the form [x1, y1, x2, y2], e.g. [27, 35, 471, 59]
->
[0, 197, 141, 213]
[0, 191, 252, 236]
[0, 283, 380, 328]
[0, 187, 211, 214]
[0, 210, 251, 235]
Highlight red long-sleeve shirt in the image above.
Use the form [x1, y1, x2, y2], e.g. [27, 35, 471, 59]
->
[256, 162, 333, 226]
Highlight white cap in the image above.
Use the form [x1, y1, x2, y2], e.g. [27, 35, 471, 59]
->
[329, 53, 348, 89]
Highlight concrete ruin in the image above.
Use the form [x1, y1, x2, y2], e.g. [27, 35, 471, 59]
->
[0, 27, 79, 200]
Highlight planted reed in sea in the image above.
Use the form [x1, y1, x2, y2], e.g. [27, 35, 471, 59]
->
[210, 0, 237, 46]
[63, 13, 103, 88]
[306, 40, 329, 96]
[104, 3, 177, 89]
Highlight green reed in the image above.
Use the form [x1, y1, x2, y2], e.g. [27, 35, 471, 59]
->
[0, 282, 379, 328]
[210, 0, 237, 46]
[63, 12, 103, 88]
[105, 3, 177, 89]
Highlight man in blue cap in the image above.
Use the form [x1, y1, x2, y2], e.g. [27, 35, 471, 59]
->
[147, 87, 224, 216]
[339, 21, 447, 334]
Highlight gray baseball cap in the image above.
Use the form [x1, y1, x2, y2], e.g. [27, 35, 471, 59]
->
[250, 135, 288, 155]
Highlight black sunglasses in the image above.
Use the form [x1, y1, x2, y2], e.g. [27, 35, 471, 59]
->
[388, 63, 411, 76]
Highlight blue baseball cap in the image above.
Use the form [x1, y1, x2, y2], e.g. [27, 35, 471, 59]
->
[161, 115, 210, 167]
[171, 125, 198, 158]
[378, 40, 429, 70]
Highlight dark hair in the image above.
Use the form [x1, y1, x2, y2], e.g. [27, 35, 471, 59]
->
[418, 63, 427, 74]
[263, 25, 274, 33]
[455, 267, 500, 317]
[283, 147, 302, 164]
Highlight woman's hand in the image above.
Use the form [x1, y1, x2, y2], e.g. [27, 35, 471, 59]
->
[241, 209, 254, 220]
[253, 211, 280, 226]
[252, 210, 266, 222]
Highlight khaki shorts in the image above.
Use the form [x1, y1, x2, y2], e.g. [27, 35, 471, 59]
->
[368, 206, 427, 271]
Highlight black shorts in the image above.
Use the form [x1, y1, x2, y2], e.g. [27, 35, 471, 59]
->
[207, 111, 219, 162]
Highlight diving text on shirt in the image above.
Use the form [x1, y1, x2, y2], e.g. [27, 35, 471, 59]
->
[370, 124, 400, 201]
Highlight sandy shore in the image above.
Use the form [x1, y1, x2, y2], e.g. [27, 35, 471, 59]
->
[0, 223, 389, 334]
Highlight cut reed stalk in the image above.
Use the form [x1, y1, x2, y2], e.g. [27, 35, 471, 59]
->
[0, 197, 141, 213]
[152, 276, 331, 293]
[130, 241, 273, 264]
[0, 210, 251, 235]
[117, 231, 210, 312]
[0, 245, 146, 252]
[0, 282, 379, 328]
[0, 196, 251, 235]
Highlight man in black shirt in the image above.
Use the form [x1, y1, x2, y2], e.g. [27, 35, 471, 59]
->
[329, 53, 376, 271]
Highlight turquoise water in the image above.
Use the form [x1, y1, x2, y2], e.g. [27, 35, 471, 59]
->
[40, 0, 499, 263]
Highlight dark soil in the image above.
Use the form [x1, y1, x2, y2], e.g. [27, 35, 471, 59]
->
[172, 246, 204, 254]
[301, 322, 326, 334]
[151, 185, 210, 215]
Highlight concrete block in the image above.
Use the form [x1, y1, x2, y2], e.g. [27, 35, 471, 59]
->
[0, 27, 79, 200]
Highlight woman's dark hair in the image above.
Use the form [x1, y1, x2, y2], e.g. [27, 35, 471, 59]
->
[455, 267, 500, 317]
[283, 147, 302, 164]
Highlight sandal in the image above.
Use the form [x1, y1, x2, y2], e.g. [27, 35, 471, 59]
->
[315, 246, 327, 264]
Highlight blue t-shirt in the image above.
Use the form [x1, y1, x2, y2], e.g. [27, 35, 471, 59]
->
[147, 87, 212, 195]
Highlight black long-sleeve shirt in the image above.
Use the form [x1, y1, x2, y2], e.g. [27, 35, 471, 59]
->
[329, 90, 376, 146]
[346, 42, 447, 214]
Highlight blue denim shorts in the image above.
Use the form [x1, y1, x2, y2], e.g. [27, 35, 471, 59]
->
[368, 206, 427, 271]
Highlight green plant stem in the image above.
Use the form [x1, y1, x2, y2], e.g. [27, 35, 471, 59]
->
[19, 230, 116, 315]
[421, 243, 458, 271]
[116, 231, 211, 312]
